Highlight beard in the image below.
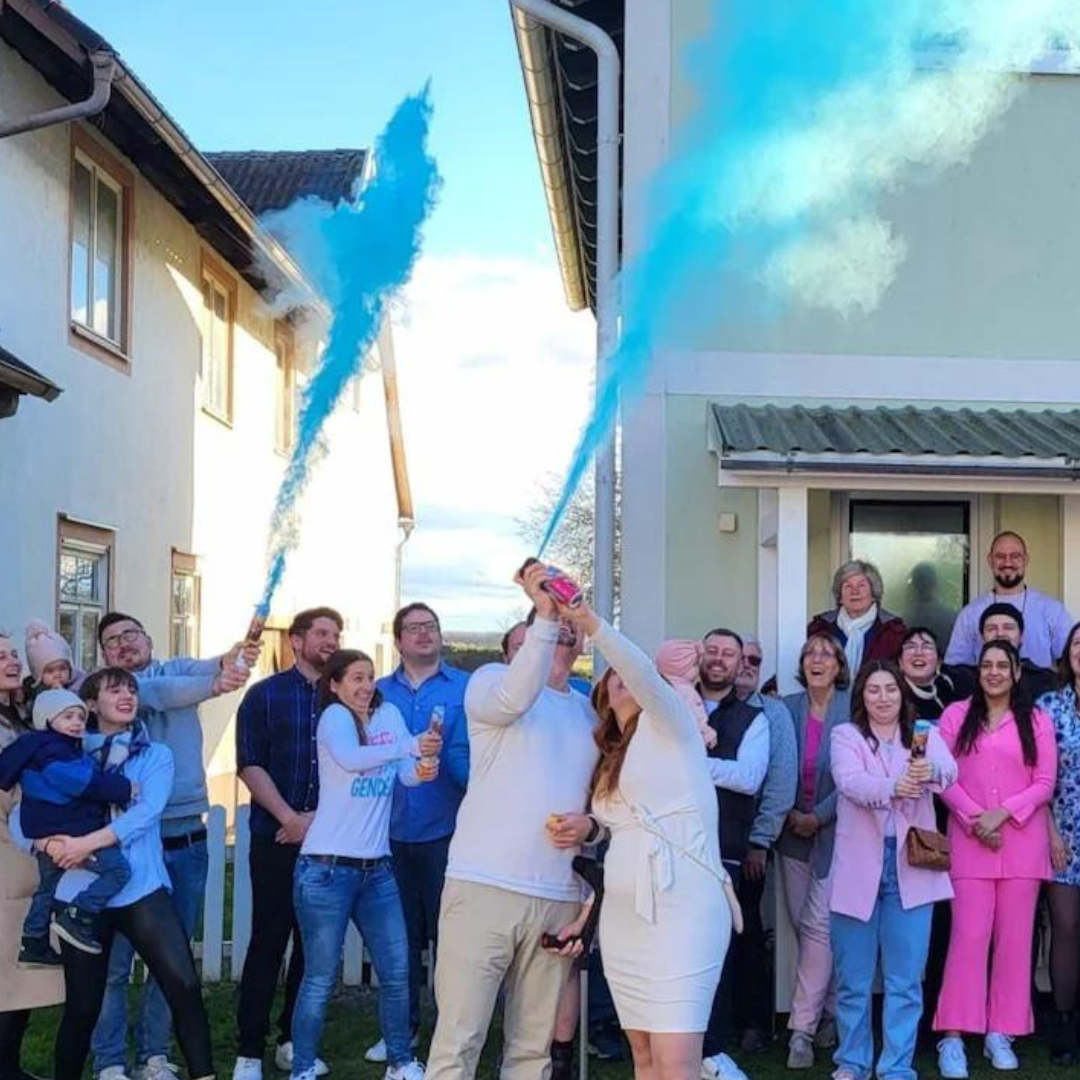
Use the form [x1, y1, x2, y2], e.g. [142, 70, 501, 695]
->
[700, 671, 734, 693]
[994, 570, 1025, 590]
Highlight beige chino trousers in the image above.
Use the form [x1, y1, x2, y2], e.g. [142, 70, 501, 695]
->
[425, 878, 579, 1080]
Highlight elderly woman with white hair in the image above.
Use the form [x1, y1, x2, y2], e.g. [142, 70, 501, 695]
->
[808, 560, 907, 676]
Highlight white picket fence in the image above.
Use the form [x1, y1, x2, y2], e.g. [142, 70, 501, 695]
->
[195, 804, 385, 986]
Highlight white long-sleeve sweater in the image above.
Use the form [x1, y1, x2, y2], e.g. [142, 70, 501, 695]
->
[446, 616, 598, 901]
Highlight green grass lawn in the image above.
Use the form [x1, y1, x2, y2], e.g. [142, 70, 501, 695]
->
[17, 985, 1069, 1080]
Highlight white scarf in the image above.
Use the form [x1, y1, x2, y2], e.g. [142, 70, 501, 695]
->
[837, 603, 878, 676]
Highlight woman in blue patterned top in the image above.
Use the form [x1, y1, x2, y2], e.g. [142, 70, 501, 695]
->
[1038, 620, 1080, 1066]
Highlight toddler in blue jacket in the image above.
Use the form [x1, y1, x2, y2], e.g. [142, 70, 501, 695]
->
[0, 687, 133, 964]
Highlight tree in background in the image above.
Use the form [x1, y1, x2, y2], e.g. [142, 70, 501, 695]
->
[516, 471, 621, 616]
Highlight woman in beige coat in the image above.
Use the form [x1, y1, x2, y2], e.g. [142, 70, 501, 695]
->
[0, 630, 64, 1080]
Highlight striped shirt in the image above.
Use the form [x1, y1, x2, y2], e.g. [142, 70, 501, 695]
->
[236, 666, 320, 837]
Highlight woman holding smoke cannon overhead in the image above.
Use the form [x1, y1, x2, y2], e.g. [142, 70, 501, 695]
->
[537, 562, 741, 1080]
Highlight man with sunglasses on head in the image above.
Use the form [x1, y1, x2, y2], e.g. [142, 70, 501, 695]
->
[732, 635, 798, 1054]
[91, 612, 252, 1080]
[362, 604, 470, 1065]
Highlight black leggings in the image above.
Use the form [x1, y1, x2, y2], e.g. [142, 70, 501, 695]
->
[1049, 882, 1080, 1012]
[0, 1009, 30, 1076]
[55, 889, 213, 1080]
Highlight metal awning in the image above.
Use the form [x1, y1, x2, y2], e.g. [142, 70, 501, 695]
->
[708, 402, 1080, 480]
[0, 342, 61, 418]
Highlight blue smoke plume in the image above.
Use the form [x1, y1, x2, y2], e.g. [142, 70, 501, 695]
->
[255, 88, 440, 615]
[540, 1, 1080, 553]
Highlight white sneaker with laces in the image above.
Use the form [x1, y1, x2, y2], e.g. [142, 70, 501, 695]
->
[367, 1035, 420, 1064]
[701, 1052, 750, 1080]
[275, 1042, 329, 1076]
[98, 1067, 132, 1080]
[385, 1061, 425, 1080]
[136, 1056, 179, 1080]
[233, 1056, 264, 1080]
[937, 1037, 968, 1079]
[984, 1033, 1019, 1071]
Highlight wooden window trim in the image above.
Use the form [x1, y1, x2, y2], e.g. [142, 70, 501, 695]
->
[200, 250, 238, 427]
[68, 126, 135, 370]
[55, 514, 116, 632]
[169, 548, 202, 658]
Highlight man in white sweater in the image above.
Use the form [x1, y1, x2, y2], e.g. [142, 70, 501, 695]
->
[425, 564, 598, 1080]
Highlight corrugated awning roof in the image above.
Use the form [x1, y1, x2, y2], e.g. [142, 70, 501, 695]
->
[709, 403, 1080, 479]
[204, 150, 368, 217]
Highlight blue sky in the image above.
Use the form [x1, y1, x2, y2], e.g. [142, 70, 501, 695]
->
[69, 0, 596, 632]
[69, 0, 550, 258]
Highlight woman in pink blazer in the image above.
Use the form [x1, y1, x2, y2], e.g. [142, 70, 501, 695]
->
[829, 660, 956, 1080]
[934, 640, 1058, 1077]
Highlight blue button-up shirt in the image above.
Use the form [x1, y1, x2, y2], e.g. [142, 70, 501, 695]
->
[236, 666, 320, 838]
[378, 661, 469, 843]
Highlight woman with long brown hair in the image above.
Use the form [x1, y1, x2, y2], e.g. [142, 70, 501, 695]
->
[547, 598, 738, 1080]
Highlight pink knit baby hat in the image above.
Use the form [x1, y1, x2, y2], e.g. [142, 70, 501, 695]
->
[25, 619, 73, 684]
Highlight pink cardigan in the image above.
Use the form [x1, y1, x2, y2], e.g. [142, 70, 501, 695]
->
[829, 722, 957, 922]
[938, 701, 1057, 881]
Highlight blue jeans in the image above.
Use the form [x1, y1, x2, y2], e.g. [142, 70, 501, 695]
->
[92, 835, 208, 1071]
[292, 857, 410, 1072]
[830, 838, 933, 1080]
[26, 847, 131, 937]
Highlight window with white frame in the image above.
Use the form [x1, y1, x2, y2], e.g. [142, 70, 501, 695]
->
[57, 519, 114, 674]
[70, 152, 126, 346]
[201, 261, 234, 421]
[170, 550, 201, 658]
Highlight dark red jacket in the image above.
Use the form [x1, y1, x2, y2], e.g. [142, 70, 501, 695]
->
[806, 608, 908, 668]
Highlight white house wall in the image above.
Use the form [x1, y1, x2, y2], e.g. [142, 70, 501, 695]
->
[1, 42, 404, 795]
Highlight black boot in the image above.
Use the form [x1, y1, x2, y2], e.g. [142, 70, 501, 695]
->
[1049, 1010, 1079, 1066]
[551, 1039, 574, 1080]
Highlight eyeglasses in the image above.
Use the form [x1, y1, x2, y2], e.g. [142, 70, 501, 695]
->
[101, 628, 145, 650]
[804, 648, 838, 661]
[401, 620, 438, 636]
[743, 655, 763, 669]
[901, 640, 936, 653]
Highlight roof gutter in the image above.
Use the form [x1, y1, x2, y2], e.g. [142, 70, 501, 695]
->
[511, 5, 588, 312]
[0, 46, 114, 139]
[510, 0, 621, 635]
[719, 453, 1080, 481]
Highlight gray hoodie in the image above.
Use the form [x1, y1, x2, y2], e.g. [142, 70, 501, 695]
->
[135, 656, 221, 826]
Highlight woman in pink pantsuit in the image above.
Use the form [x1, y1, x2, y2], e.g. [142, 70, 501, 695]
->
[934, 640, 1058, 1078]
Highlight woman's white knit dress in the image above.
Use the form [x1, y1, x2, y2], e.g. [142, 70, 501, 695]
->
[591, 621, 732, 1032]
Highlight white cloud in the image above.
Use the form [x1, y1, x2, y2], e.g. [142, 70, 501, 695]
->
[392, 253, 594, 631]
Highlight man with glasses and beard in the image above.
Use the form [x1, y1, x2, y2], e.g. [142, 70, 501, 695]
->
[698, 630, 770, 1080]
[425, 564, 598, 1080]
[363, 604, 469, 1065]
[91, 613, 252, 1080]
[232, 607, 343, 1080]
[732, 635, 797, 1055]
[946, 531, 1073, 670]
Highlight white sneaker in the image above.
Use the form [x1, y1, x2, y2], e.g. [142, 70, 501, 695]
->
[233, 1057, 264, 1080]
[983, 1033, 1019, 1071]
[366, 1035, 420, 1064]
[98, 1067, 132, 1080]
[275, 1042, 329, 1077]
[937, 1037, 968, 1079]
[385, 1062, 425, 1080]
[702, 1053, 750, 1080]
[136, 1057, 179, 1080]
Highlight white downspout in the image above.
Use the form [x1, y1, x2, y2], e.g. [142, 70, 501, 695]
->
[509, 0, 621, 633]
[0, 49, 116, 139]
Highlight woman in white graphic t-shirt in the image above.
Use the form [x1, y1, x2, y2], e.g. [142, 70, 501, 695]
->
[289, 650, 442, 1080]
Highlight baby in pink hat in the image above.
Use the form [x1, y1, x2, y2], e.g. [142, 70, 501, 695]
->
[24, 619, 82, 698]
[655, 639, 716, 749]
